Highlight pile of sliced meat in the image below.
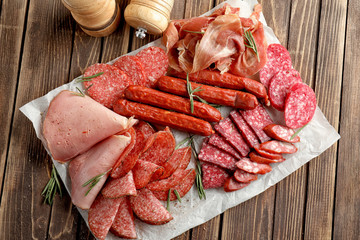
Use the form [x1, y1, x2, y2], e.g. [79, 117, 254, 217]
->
[199, 104, 300, 192]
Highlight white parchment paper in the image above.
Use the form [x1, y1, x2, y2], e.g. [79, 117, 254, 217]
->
[20, 0, 340, 239]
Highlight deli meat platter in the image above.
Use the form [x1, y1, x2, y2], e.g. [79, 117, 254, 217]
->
[20, 0, 340, 239]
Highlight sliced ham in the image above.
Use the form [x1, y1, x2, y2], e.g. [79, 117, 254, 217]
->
[42, 90, 136, 163]
[68, 134, 131, 209]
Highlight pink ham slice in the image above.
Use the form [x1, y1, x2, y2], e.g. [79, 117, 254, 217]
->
[42, 90, 136, 163]
[68, 134, 131, 210]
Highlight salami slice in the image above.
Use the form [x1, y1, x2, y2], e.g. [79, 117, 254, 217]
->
[284, 83, 317, 129]
[249, 151, 285, 164]
[240, 104, 274, 143]
[152, 169, 196, 201]
[263, 124, 300, 143]
[260, 140, 297, 154]
[214, 118, 250, 157]
[101, 171, 136, 199]
[208, 133, 242, 159]
[259, 43, 292, 88]
[268, 69, 302, 111]
[229, 110, 260, 148]
[235, 158, 272, 175]
[147, 169, 192, 192]
[201, 163, 230, 189]
[113, 55, 146, 86]
[130, 188, 173, 225]
[254, 147, 284, 160]
[83, 63, 132, 108]
[160, 147, 191, 179]
[88, 194, 122, 240]
[224, 177, 251, 192]
[132, 160, 164, 189]
[138, 127, 175, 166]
[198, 140, 237, 170]
[233, 169, 258, 183]
[136, 46, 169, 88]
[110, 197, 137, 239]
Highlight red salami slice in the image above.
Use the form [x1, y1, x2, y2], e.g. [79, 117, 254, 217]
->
[101, 171, 136, 199]
[201, 163, 230, 189]
[147, 169, 192, 192]
[208, 133, 242, 159]
[83, 63, 132, 108]
[263, 124, 300, 143]
[254, 147, 284, 160]
[284, 83, 317, 129]
[259, 44, 292, 88]
[268, 69, 302, 111]
[130, 188, 173, 225]
[160, 147, 191, 179]
[138, 127, 175, 166]
[229, 110, 260, 148]
[113, 55, 146, 86]
[233, 169, 258, 183]
[88, 194, 122, 240]
[136, 46, 169, 88]
[224, 177, 251, 192]
[240, 104, 274, 143]
[214, 118, 250, 157]
[236, 158, 272, 174]
[152, 169, 196, 201]
[260, 140, 297, 154]
[132, 160, 164, 189]
[249, 151, 285, 164]
[110, 197, 137, 239]
[198, 140, 237, 170]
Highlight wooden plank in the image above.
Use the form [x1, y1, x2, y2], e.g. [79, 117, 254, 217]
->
[0, 0, 75, 238]
[219, 0, 291, 239]
[333, 0, 360, 239]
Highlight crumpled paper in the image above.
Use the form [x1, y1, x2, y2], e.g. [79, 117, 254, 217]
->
[19, 0, 340, 239]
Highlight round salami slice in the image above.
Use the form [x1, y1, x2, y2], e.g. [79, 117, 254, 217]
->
[268, 69, 302, 111]
[259, 140, 297, 154]
[263, 124, 300, 143]
[136, 47, 169, 88]
[259, 44, 292, 88]
[284, 83, 317, 129]
[83, 63, 132, 108]
[224, 177, 251, 192]
[113, 55, 147, 86]
[201, 163, 230, 189]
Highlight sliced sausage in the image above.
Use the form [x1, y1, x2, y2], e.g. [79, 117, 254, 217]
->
[263, 124, 300, 143]
[208, 133, 242, 159]
[147, 169, 192, 192]
[224, 177, 251, 192]
[201, 163, 230, 189]
[235, 158, 272, 175]
[233, 169, 258, 183]
[230, 110, 260, 148]
[101, 171, 137, 199]
[249, 151, 285, 164]
[160, 147, 192, 179]
[132, 160, 164, 189]
[259, 140, 297, 154]
[110, 197, 137, 239]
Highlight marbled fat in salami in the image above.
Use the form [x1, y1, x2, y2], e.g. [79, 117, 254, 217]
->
[113, 55, 147, 86]
[147, 169, 192, 192]
[83, 63, 132, 108]
[201, 163, 230, 189]
[132, 160, 164, 189]
[208, 133, 242, 159]
[229, 110, 260, 148]
[101, 171, 136, 199]
[110, 197, 137, 239]
[235, 158, 272, 175]
[198, 140, 237, 170]
[263, 124, 300, 143]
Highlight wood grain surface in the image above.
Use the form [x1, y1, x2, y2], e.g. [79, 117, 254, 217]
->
[0, 0, 358, 239]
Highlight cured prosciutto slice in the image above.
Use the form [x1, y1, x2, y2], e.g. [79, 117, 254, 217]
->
[68, 134, 131, 210]
[42, 90, 136, 163]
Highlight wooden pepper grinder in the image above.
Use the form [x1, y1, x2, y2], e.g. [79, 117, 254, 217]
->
[124, 0, 174, 38]
[61, 0, 121, 37]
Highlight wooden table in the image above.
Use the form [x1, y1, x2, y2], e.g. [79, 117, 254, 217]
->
[1, 0, 359, 239]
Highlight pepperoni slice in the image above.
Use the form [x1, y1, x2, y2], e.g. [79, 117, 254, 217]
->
[229, 110, 260, 148]
[254, 147, 284, 160]
[136, 47, 169, 88]
[160, 147, 191, 179]
[113, 55, 146, 86]
[233, 169, 258, 183]
[284, 83, 317, 129]
[101, 171, 136, 199]
[83, 63, 132, 108]
[268, 69, 302, 111]
[132, 160, 164, 189]
[208, 133, 242, 159]
[147, 169, 192, 192]
[201, 163, 230, 189]
[110, 197, 137, 239]
[235, 158, 272, 175]
[249, 151, 285, 164]
[259, 140, 297, 154]
[263, 124, 300, 143]
[259, 44, 292, 88]
[198, 140, 237, 170]
[130, 188, 173, 225]
[224, 177, 251, 192]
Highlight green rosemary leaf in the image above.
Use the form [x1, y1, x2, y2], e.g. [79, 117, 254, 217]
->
[71, 87, 85, 97]
[174, 189, 182, 203]
[175, 136, 193, 150]
[76, 72, 104, 83]
[244, 30, 260, 62]
[82, 168, 112, 196]
[166, 189, 171, 211]
[41, 165, 62, 205]
[290, 124, 307, 140]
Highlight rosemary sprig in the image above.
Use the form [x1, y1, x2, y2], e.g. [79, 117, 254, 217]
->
[183, 30, 205, 34]
[175, 135, 195, 150]
[166, 189, 171, 211]
[72, 87, 86, 97]
[173, 189, 182, 203]
[189, 136, 206, 200]
[290, 124, 307, 140]
[41, 165, 62, 205]
[82, 168, 112, 196]
[186, 73, 203, 113]
[244, 30, 260, 62]
[75, 72, 104, 83]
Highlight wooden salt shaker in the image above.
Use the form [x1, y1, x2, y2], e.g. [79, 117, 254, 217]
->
[124, 0, 174, 38]
[62, 0, 121, 37]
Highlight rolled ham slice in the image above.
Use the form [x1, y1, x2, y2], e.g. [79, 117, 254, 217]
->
[69, 134, 131, 209]
[42, 90, 136, 163]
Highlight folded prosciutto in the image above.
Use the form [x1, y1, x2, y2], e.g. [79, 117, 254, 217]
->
[42, 90, 136, 163]
[163, 3, 267, 77]
[69, 134, 131, 209]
